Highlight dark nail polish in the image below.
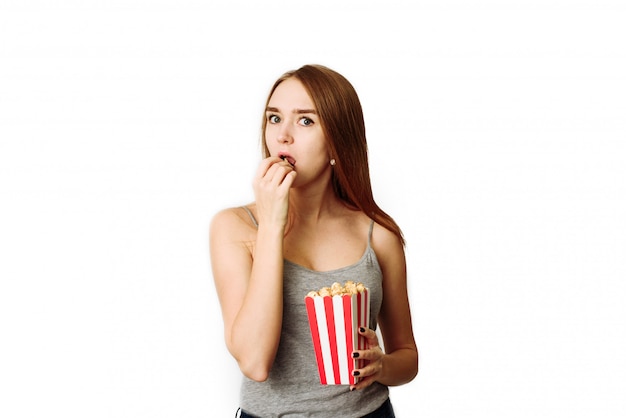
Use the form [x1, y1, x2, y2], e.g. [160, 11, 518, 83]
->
[359, 327, 366, 333]
[353, 371, 360, 376]
[352, 352, 360, 358]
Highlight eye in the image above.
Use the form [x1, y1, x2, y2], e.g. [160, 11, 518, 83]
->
[268, 114, 281, 124]
[298, 117, 314, 126]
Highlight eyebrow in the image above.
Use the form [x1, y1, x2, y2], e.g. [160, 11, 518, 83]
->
[266, 107, 317, 115]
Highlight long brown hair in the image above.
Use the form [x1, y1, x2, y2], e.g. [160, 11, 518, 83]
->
[261, 64, 404, 246]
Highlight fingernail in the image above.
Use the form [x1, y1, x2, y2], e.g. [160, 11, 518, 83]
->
[352, 352, 360, 358]
[359, 327, 366, 333]
[353, 371, 360, 376]
[350, 386, 355, 391]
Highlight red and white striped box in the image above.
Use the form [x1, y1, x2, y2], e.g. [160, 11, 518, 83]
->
[304, 288, 370, 385]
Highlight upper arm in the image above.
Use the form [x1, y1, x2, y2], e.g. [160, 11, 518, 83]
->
[209, 208, 254, 345]
[371, 224, 417, 354]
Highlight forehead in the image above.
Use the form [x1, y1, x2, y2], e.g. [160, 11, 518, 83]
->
[268, 78, 315, 110]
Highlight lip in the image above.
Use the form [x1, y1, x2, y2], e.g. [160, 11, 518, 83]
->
[278, 152, 296, 167]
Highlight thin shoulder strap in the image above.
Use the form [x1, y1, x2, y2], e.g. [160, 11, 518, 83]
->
[241, 206, 258, 228]
[368, 219, 375, 246]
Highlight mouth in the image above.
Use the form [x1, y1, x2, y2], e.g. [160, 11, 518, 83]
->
[279, 153, 296, 167]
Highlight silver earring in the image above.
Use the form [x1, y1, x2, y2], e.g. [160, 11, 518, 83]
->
[330, 158, 336, 166]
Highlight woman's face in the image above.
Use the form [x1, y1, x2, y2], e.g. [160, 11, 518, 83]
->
[265, 78, 331, 187]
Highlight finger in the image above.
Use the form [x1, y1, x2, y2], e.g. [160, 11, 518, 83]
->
[350, 375, 376, 391]
[353, 360, 381, 379]
[269, 163, 295, 187]
[254, 161, 289, 191]
[254, 157, 282, 180]
[280, 170, 297, 189]
[358, 327, 380, 348]
[352, 346, 383, 361]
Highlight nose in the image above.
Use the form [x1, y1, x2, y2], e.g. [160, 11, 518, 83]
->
[276, 123, 294, 144]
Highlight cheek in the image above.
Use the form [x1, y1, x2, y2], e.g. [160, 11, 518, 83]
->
[311, 133, 329, 156]
[265, 141, 277, 156]
[264, 128, 276, 151]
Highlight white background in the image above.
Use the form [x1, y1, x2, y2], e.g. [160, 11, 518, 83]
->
[1, 0, 625, 417]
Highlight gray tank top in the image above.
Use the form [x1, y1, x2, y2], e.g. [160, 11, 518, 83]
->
[239, 207, 389, 417]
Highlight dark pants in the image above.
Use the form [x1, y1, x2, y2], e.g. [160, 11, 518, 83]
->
[237, 397, 395, 418]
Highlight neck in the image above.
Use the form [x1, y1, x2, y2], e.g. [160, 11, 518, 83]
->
[288, 181, 342, 224]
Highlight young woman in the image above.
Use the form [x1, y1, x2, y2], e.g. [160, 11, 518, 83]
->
[210, 64, 418, 417]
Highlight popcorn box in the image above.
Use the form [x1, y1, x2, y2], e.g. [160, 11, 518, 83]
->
[304, 284, 370, 385]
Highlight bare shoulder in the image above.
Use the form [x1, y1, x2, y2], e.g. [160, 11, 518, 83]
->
[370, 221, 406, 272]
[209, 205, 258, 289]
[209, 205, 256, 249]
[371, 222, 404, 254]
[210, 204, 257, 239]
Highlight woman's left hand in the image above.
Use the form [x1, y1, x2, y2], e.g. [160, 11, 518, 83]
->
[350, 327, 385, 391]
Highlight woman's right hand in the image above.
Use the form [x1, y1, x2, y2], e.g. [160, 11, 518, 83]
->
[252, 156, 297, 228]
[211, 157, 296, 381]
